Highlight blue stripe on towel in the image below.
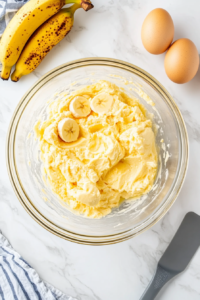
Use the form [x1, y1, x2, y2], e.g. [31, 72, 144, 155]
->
[0, 0, 28, 36]
[3, 257, 31, 300]
[12, 257, 42, 300]
[0, 264, 18, 300]
[0, 17, 6, 35]
[0, 231, 76, 300]
[0, 284, 5, 300]
[1, 247, 42, 300]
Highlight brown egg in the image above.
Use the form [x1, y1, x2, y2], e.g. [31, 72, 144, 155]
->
[164, 38, 199, 84]
[141, 8, 174, 54]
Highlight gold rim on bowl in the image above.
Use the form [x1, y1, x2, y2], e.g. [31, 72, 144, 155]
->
[6, 58, 189, 245]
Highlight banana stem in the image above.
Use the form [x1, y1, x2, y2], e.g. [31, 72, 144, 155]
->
[81, 1, 94, 11]
[64, 0, 80, 4]
[68, 3, 82, 14]
[64, 0, 94, 11]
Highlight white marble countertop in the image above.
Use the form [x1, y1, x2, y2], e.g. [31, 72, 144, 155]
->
[1, 0, 200, 299]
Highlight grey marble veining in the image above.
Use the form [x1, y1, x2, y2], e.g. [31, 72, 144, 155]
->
[1, 0, 200, 299]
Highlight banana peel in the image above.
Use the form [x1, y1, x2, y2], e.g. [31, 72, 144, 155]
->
[0, 0, 93, 80]
[11, 1, 94, 82]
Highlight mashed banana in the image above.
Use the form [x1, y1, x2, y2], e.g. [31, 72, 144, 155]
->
[35, 80, 158, 218]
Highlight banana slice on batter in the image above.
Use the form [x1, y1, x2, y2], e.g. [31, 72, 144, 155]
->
[58, 118, 79, 142]
[69, 96, 91, 118]
[91, 92, 113, 114]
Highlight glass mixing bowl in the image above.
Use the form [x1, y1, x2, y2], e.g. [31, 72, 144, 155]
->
[7, 58, 188, 245]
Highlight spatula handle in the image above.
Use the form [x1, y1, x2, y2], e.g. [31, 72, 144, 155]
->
[140, 265, 174, 300]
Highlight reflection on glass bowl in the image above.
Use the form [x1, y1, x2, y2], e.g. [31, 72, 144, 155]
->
[7, 58, 188, 245]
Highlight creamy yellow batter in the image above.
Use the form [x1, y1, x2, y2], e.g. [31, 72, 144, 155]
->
[35, 80, 158, 218]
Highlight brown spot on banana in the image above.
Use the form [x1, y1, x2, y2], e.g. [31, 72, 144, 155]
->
[11, 12, 73, 81]
[10, 2, 94, 82]
[0, 0, 76, 80]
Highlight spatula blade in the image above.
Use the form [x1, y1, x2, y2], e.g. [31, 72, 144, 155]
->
[159, 212, 200, 273]
[140, 212, 200, 300]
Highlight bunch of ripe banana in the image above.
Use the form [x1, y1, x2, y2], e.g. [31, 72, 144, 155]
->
[0, 0, 93, 81]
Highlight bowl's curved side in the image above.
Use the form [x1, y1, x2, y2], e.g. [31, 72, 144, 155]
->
[6, 58, 189, 245]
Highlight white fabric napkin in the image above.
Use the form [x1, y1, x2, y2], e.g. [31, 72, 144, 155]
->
[0, 231, 77, 300]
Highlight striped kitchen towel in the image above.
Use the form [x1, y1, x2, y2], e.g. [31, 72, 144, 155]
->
[0, 231, 77, 300]
[0, 0, 28, 36]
